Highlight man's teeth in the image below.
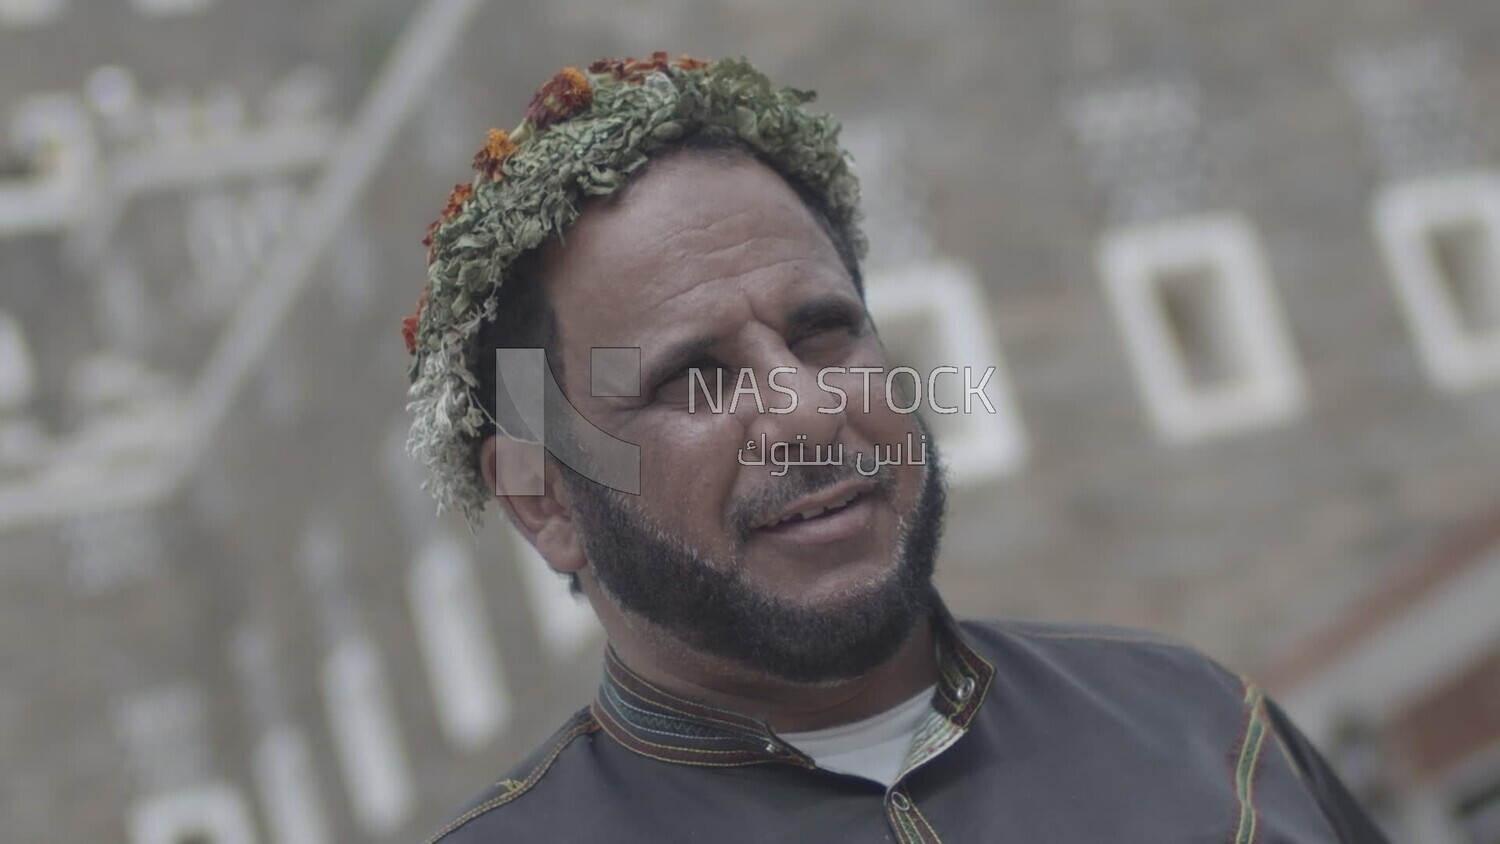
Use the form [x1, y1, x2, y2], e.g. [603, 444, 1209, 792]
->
[772, 492, 858, 526]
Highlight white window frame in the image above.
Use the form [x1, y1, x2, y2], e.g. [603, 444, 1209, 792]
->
[0, 0, 66, 28]
[408, 535, 511, 750]
[864, 261, 1028, 485]
[252, 727, 332, 844]
[1371, 171, 1500, 393]
[128, 783, 259, 844]
[1097, 213, 1306, 444]
[320, 634, 414, 835]
[129, 0, 217, 17]
[511, 534, 602, 659]
[0, 310, 34, 410]
[2, 94, 93, 237]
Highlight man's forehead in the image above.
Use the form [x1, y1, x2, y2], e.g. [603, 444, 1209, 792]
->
[539, 154, 848, 335]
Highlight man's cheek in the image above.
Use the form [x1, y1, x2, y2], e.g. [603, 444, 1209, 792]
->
[818, 370, 888, 416]
[635, 443, 678, 501]
[636, 439, 722, 512]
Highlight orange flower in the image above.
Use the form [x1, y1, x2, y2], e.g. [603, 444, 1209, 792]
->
[402, 286, 430, 355]
[588, 52, 672, 84]
[422, 181, 474, 250]
[675, 54, 710, 71]
[471, 128, 519, 180]
[440, 181, 474, 221]
[587, 57, 623, 76]
[625, 51, 671, 80]
[523, 67, 593, 131]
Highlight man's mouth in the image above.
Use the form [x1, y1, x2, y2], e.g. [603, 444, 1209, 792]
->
[752, 480, 877, 536]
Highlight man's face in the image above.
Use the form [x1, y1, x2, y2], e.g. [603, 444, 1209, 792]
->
[541, 152, 946, 683]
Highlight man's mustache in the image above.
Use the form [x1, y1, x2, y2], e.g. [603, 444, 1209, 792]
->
[729, 457, 900, 542]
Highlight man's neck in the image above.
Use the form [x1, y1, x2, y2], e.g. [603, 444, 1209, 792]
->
[603, 615, 940, 734]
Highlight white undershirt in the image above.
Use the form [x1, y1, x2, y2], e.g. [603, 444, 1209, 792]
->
[779, 685, 936, 788]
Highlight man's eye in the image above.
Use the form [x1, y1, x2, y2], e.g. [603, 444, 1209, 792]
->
[808, 314, 862, 337]
[793, 318, 861, 357]
[654, 364, 725, 405]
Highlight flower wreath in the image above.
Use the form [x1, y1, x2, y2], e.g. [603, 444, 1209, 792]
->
[403, 53, 867, 523]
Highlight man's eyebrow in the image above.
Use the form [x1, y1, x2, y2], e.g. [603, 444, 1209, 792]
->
[637, 295, 862, 389]
[642, 336, 717, 387]
[785, 294, 865, 334]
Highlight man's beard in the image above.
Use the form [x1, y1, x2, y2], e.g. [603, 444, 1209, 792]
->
[561, 427, 947, 684]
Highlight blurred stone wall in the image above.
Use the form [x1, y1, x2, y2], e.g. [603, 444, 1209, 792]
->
[1, 0, 1498, 841]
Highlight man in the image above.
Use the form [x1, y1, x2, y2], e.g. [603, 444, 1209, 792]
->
[403, 54, 1389, 843]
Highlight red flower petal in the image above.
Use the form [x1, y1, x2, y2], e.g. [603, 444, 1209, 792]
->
[471, 128, 519, 180]
[402, 287, 430, 356]
[522, 67, 594, 131]
[402, 313, 419, 355]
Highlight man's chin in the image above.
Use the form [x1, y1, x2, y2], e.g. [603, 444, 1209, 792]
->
[742, 549, 906, 607]
[569, 436, 947, 686]
[714, 575, 934, 685]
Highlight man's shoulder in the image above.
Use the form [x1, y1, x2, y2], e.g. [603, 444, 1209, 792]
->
[956, 617, 1247, 702]
[961, 617, 1207, 653]
[422, 707, 601, 844]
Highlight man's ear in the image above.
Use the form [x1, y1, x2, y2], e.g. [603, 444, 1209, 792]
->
[479, 435, 587, 576]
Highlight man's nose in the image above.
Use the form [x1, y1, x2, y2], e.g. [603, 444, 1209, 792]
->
[735, 360, 847, 452]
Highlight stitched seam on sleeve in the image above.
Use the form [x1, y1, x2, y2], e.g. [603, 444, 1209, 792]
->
[1229, 684, 1269, 844]
[424, 717, 598, 843]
